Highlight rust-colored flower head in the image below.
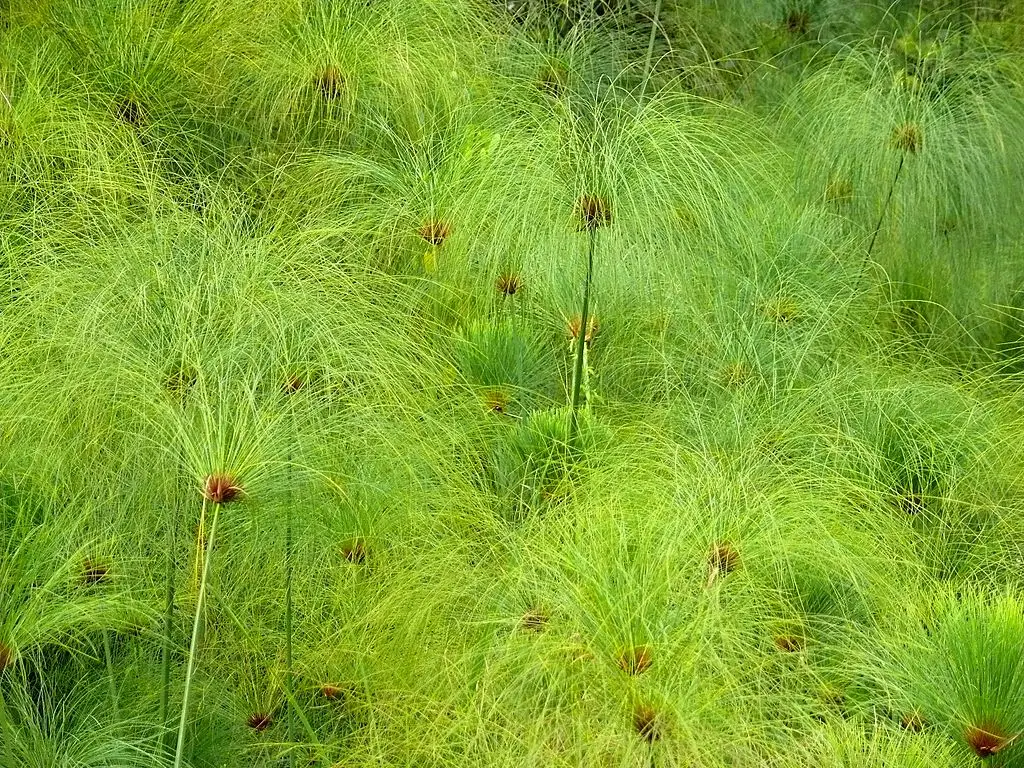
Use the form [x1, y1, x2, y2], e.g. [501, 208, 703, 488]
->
[341, 538, 367, 564]
[247, 712, 273, 731]
[0, 642, 13, 673]
[618, 645, 653, 676]
[520, 608, 548, 633]
[774, 633, 805, 653]
[496, 271, 523, 297]
[892, 122, 923, 154]
[964, 723, 1013, 758]
[568, 314, 599, 347]
[901, 710, 925, 732]
[320, 683, 345, 700]
[82, 558, 110, 586]
[317, 65, 344, 101]
[633, 704, 663, 742]
[707, 542, 740, 585]
[115, 97, 145, 127]
[419, 220, 451, 247]
[576, 195, 612, 231]
[784, 8, 811, 34]
[283, 374, 304, 394]
[203, 473, 242, 505]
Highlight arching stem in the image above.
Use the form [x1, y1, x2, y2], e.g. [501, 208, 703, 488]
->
[862, 152, 906, 275]
[569, 227, 596, 444]
[174, 497, 219, 768]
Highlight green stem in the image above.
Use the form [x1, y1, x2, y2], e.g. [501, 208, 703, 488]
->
[582, 342, 591, 412]
[862, 152, 906, 276]
[284, 468, 292, 765]
[102, 630, 119, 721]
[639, 0, 663, 108]
[569, 227, 596, 443]
[173, 497, 219, 768]
[159, 510, 176, 752]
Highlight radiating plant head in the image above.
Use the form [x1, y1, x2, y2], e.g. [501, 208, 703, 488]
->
[203, 473, 243, 505]
[575, 194, 612, 231]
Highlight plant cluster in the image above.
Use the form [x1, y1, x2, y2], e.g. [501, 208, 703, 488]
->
[1, 1, 1024, 766]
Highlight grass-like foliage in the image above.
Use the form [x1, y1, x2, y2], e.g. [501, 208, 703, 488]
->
[1, 1, 1024, 766]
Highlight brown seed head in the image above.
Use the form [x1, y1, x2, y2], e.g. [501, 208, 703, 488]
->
[317, 65, 344, 101]
[283, 374, 304, 394]
[964, 723, 1013, 758]
[0, 642, 13, 672]
[203, 474, 242, 505]
[901, 710, 925, 732]
[708, 542, 740, 582]
[576, 195, 612, 231]
[633, 704, 663, 742]
[82, 558, 110, 586]
[774, 633, 804, 653]
[520, 608, 548, 633]
[247, 712, 273, 731]
[618, 645, 653, 676]
[320, 683, 345, 700]
[784, 9, 811, 34]
[496, 272, 523, 297]
[115, 97, 145, 127]
[342, 538, 367, 564]
[568, 314, 599, 346]
[419, 220, 451, 247]
[892, 122, 923, 154]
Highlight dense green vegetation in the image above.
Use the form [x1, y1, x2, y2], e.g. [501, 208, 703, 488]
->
[2, 0, 1024, 765]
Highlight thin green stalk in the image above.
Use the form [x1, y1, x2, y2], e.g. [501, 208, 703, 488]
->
[159, 507, 176, 752]
[173, 497, 219, 768]
[285, 407, 295, 766]
[639, 0, 663, 107]
[569, 227, 596, 443]
[102, 630, 119, 721]
[285, 505, 294, 766]
[862, 152, 906, 275]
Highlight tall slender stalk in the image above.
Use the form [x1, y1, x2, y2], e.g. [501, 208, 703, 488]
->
[159, 502, 177, 753]
[284, 403, 295, 766]
[639, 0, 663, 108]
[173, 497, 219, 768]
[569, 227, 595, 443]
[862, 152, 906, 274]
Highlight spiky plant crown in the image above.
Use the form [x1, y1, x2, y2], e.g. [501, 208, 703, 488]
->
[891, 589, 1024, 762]
[0, 640, 14, 672]
[203, 473, 242, 505]
[496, 270, 524, 297]
[575, 193, 612, 230]
[891, 121, 923, 155]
